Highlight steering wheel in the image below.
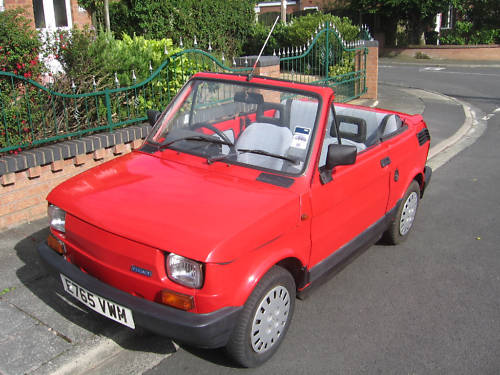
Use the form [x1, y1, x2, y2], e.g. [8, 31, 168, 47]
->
[191, 122, 236, 152]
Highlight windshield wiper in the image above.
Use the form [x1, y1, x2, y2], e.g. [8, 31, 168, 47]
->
[158, 135, 233, 150]
[237, 148, 299, 164]
[206, 153, 233, 165]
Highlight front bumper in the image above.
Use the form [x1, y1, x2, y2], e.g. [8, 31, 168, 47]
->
[38, 241, 241, 349]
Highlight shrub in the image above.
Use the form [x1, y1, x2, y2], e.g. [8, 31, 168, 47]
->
[44, 29, 187, 91]
[0, 8, 44, 78]
[0, 8, 46, 154]
[440, 21, 500, 45]
[415, 52, 431, 59]
[242, 12, 361, 56]
[279, 13, 360, 47]
[105, 0, 255, 57]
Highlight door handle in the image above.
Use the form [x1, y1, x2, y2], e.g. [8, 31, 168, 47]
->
[380, 157, 391, 168]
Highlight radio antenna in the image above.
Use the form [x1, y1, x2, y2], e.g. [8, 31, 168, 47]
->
[247, 15, 280, 81]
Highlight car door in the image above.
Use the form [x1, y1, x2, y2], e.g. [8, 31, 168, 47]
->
[378, 114, 418, 212]
[308, 103, 391, 277]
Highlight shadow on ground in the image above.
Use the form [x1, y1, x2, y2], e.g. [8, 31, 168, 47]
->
[13, 224, 176, 356]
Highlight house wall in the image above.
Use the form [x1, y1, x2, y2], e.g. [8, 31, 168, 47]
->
[70, 1, 91, 27]
[3, 0, 91, 28]
[256, 0, 324, 15]
[4, 0, 34, 24]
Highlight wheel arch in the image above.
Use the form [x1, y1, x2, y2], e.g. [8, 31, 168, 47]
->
[215, 247, 307, 308]
[413, 172, 424, 196]
[276, 257, 308, 290]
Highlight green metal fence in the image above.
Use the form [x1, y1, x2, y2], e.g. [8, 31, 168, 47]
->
[0, 50, 250, 154]
[278, 21, 368, 102]
[1, 23, 373, 154]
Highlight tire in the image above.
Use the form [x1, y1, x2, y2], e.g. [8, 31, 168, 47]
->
[225, 266, 296, 368]
[383, 180, 420, 245]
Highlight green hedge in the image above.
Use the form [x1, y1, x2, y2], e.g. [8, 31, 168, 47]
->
[243, 12, 361, 56]
[440, 21, 500, 45]
[106, 0, 255, 57]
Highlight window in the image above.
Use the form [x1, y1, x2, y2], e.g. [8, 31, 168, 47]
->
[32, 0, 72, 30]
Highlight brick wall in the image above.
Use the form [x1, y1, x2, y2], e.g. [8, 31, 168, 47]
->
[4, 0, 35, 26]
[69, 0, 92, 27]
[382, 45, 500, 61]
[0, 126, 150, 231]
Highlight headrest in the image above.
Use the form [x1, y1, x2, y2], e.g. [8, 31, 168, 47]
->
[333, 115, 367, 143]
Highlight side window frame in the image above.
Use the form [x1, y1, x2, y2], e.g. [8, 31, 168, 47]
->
[318, 103, 342, 169]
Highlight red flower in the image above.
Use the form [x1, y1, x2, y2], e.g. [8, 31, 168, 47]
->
[23, 127, 29, 133]
[16, 63, 22, 69]
[13, 70, 18, 74]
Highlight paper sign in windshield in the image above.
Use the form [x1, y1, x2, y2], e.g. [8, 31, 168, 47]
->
[291, 127, 311, 150]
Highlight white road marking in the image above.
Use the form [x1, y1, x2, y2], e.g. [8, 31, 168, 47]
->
[494, 107, 500, 113]
[423, 70, 500, 77]
[482, 114, 494, 121]
[422, 67, 446, 71]
[428, 99, 487, 171]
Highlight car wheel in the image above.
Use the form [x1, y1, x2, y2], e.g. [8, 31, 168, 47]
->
[383, 180, 420, 245]
[225, 266, 296, 368]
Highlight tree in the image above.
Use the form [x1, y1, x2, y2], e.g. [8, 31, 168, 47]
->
[103, 0, 110, 32]
[455, 0, 500, 30]
[350, 0, 458, 45]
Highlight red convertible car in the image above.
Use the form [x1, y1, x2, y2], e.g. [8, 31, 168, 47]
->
[38, 72, 431, 367]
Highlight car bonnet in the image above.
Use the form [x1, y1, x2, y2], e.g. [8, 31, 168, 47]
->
[47, 152, 300, 263]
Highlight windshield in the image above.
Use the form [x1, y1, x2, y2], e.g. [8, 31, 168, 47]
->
[147, 78, 321, 175]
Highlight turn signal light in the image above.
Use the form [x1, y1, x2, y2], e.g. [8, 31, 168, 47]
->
[47, 234, 66, 255]
[160, 289, 194, 311]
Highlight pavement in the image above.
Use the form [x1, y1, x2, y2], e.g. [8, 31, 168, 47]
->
[0, 61, 484, 375]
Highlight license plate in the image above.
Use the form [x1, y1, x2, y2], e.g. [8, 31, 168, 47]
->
[60, 274, 135, 329]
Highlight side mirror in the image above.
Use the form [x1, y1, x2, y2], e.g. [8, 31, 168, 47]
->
[147, 109, 161, 126]
[320, 143, 357, 184]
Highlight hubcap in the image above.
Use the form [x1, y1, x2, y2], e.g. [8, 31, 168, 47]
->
[399, 191, 418, 236]
[251, 285, 290, 353]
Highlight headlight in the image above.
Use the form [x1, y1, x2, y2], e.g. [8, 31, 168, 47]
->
[166, 253, 204, 289]
[48, 204, 66, 233]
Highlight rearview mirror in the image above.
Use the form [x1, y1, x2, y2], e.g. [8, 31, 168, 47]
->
[147, 109, 161, 126]
[320, 143, 357, 184]
[234, 91, 264, 105]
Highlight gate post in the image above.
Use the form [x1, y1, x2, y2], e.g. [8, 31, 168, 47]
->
[361, 40, 379, 100]
[235, 56, 280, 79]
